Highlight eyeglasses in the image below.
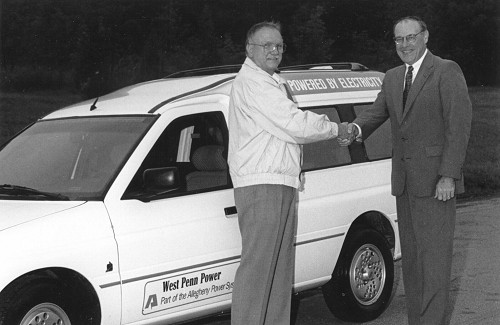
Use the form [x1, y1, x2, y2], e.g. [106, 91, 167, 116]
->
[393, 30, 424, 45]
[248, 42, 287, 53]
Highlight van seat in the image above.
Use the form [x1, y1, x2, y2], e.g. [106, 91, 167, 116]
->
[186, 145, 227, 191]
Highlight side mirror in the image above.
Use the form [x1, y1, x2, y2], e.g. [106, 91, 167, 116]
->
[143, 167, 180, 193]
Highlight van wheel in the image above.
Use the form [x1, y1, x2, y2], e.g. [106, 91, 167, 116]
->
[0, 278, 77, 325]
[322, 227, 394, 322]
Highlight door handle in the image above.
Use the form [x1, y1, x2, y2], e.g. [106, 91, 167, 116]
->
[224, 206, 238, 218]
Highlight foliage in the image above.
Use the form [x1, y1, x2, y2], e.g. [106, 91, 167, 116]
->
[287, 5, 334, 64]
[0, 0, 498, 98]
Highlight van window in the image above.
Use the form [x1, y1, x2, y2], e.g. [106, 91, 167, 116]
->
[124, 111, 230, 200]
[353, 104, 392, 161]
[301, 107, 351, 171]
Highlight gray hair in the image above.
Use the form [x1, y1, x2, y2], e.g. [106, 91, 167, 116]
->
[246, 21, 281, 49]
[393, 16, 428, 34]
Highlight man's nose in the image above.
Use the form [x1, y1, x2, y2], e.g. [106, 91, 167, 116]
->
[401, 37, 411, 47]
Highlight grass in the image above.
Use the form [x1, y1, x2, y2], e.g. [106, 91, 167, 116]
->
[0, 90, 83, 144]
[1, 87, 499, 198]
[461, 86, 500, 199]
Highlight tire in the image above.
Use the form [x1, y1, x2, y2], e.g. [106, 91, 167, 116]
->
[0, 277, 79, 325]
[322, 227, 394, 322]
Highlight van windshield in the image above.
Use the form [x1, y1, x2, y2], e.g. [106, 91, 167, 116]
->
[0, 116, 155, 200]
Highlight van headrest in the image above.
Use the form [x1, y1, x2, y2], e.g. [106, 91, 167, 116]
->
[191, 145, 227, 171]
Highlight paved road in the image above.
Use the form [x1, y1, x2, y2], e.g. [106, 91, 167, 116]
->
[186, 195, 500, 325]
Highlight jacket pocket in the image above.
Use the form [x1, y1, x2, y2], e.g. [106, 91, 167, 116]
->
[425, 145, 443, 157]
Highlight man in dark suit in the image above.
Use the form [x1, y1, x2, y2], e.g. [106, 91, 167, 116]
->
[342, 16, 472, 324]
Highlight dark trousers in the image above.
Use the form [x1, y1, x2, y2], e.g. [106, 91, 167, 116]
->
[397, 189, 456, 325]
[231, 184, 297, 325]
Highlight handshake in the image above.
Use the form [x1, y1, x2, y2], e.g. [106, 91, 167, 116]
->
[336, 122, 360, 147]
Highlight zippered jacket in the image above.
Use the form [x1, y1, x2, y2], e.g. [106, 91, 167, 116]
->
[228, 58, 340, 189]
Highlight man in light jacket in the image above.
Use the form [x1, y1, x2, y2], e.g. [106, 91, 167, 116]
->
[228, 21, 350, 325]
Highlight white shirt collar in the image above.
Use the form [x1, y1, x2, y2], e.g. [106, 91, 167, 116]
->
[406, 49, 428, 81]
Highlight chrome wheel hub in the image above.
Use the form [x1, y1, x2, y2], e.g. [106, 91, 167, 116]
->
[350, 244, 386, 305]
[20, 303, 71, 325]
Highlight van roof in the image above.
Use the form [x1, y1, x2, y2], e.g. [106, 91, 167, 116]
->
[43, 64, 384, 119]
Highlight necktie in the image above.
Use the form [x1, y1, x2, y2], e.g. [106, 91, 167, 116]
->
[403, 65, 413, 109]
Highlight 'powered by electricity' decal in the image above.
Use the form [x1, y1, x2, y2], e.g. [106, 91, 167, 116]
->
[285, 76, 382, 94]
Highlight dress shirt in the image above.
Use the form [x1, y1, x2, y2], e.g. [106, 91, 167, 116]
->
[404, 49, 428, 87]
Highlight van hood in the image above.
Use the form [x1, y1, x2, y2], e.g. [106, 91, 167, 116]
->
[0, 201, 85, 231]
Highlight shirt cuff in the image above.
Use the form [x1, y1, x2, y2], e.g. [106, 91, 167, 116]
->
[353, 123, 362, 140]
[331, 122, 339, 138]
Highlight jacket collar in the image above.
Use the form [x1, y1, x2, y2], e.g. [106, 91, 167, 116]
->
[399, 50, 435, 122]
[243, 57, 281, 83]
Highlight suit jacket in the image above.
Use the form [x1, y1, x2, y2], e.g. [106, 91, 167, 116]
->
[354, 51, 472, 197]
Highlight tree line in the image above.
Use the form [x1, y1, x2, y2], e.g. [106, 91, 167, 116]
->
[0, 0, 497, 98]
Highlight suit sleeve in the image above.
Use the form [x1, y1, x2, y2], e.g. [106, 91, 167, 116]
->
[438, 61, 472, 179]
[353, 78, 390, 139]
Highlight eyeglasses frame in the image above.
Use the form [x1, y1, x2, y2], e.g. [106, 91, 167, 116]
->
[248, 42, 287, 53]
[393, 30, 425, 45]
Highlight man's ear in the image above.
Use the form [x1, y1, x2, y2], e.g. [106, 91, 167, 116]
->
[246, 43, 253, 58]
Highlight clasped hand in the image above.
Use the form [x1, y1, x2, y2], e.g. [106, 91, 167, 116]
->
[337, 122, 359, 146]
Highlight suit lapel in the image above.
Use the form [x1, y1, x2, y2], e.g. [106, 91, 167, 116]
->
[402, 51, 435, 121]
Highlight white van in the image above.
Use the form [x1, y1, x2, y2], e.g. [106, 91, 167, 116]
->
[0, 63, 400, 325]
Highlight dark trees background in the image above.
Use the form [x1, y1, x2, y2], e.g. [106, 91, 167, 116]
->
[0, 0, 498, 98]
